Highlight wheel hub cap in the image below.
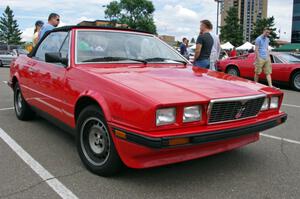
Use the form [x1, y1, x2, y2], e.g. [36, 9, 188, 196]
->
[80, 117, 110, 166]
[88, 126, 106, 154]
[15, 90, 23, 114]
[229, 69, 237, 76]
[294, 74, 300, 89]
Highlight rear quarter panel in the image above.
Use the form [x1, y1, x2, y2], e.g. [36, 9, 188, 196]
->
[272, 63, 299, 82]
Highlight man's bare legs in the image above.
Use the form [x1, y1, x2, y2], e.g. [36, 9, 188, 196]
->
[254, 73, 273, 87]
[266, 74, 273, 87]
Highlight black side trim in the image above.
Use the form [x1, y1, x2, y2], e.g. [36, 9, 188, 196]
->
[31, 106, 76, 135]
[113, 114, 288, 149]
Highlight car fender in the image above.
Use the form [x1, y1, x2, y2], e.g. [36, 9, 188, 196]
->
[10, 71, 20, 89]
[75, 90, 112, 122]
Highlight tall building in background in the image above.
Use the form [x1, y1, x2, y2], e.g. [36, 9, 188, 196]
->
[221, 0, 268, 42]
[292, 0, 300, 43]
[220, 0, 240, 28]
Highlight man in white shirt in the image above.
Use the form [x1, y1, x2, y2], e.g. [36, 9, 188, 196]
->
[209, 29, 221, 71]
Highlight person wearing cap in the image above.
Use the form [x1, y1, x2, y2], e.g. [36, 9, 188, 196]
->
[33, 20, 44, 47]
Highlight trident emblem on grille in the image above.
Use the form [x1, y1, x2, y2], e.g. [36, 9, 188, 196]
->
[235, 100, 248, 119]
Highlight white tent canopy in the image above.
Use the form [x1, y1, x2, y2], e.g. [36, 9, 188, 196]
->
[221, 42, 234, 50]
[191, 41, 273, 51]
[236, 42, 274, 51]
[236, 42, 254, 50]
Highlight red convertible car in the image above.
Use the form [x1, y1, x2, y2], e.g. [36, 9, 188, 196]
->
[9, 26, 287, 176]
[217, 53, 300, 91]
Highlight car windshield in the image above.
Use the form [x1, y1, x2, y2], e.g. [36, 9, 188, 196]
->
[76, 30, 187, 64]
[277, 53, 300, 63]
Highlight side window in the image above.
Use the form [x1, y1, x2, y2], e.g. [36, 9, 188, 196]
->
[273, 55, 283, 63]
[35, 31, 68, 61]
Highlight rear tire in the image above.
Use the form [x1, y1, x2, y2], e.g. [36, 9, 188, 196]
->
[226, 66, 240, 77]
[14, 82, 35, 120]
[76, 105, 123, 176]
[0, 60, 3, 67]
[291, 71, 300, 91]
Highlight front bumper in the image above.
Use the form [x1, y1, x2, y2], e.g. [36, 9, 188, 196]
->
[111, 113, 287, 169]
[112, 113, 287, 149]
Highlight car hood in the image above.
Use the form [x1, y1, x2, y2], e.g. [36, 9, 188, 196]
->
[84, 66, 268, 104]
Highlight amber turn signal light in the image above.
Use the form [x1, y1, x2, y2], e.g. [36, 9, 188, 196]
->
[168, 137, 190, 146]
[115, 130, 127, 139]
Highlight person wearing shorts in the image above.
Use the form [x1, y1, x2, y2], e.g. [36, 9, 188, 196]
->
[254, 28, 273, 87]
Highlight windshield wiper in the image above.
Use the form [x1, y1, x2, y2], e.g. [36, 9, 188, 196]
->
[81, 56, 188, 65]
[81, 57, 147, 64]
[145, 57, 187, 65]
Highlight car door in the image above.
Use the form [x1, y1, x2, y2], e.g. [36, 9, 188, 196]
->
[237, 54, 255, 78]
[270, 54, 287, 82]
[30, 31, 70, 121]
[257, 54, 281, 80]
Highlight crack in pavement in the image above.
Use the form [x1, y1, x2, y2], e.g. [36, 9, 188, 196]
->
[280, 138, 291, 167]
[0, 169, 85, 199]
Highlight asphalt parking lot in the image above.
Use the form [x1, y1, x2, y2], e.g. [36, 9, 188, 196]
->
[0, 67, 300, 199]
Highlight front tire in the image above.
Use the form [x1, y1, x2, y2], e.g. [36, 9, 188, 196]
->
[76, 105, 123, 176]
[226, 66, 240, 76]
[291, 71, 300, 91]
[14, 82, 35, 120]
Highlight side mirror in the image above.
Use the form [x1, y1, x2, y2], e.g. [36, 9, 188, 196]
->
[45, 52, 68, 66]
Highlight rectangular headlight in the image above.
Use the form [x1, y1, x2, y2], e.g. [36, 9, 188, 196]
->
[270, 96, 279, 109]
[183, 105, 202, 122]
[261, 97, 269, 111]
[156, 108, 176, 126]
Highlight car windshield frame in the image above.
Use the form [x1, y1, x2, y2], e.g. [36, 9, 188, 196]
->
[74, 29, 188, 65]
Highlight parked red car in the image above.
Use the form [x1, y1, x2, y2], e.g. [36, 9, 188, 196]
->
[9, 26, 287, 176]
[217, 52, 300, 91]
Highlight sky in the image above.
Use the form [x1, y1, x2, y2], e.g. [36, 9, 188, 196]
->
[0, 0, 293, 43]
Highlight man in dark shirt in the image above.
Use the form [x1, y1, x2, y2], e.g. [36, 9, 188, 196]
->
[180, 37, 188, 57]
[194, 20, 214, 69]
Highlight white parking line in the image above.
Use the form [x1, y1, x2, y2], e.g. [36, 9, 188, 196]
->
[282, 103, 300, 109]
[0, 128, 78, 199]
[0, 107, 14, 111]
[261, 133, 300, 145]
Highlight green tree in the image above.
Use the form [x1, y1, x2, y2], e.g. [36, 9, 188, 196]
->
[251, 16, 279, 47]
[0, 6, 23, 45]
[104, 0, 157, 34]
[220, 7, 243, 46]
[191, 38, 195, 43]
[104, 1, 121, 25]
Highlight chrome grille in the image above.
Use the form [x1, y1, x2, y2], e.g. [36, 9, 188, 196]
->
[208, 95, 266, 124]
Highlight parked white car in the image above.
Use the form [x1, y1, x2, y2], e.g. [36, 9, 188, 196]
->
[0, 49, 28, 67]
